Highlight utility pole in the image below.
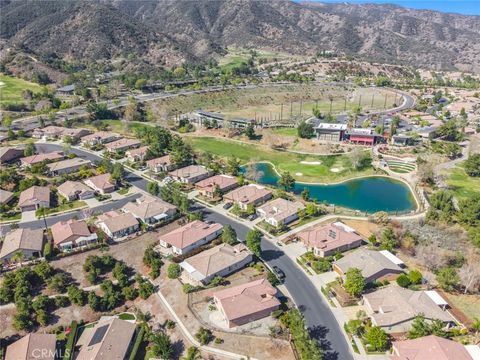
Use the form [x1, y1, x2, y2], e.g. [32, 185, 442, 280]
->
[280, 103, 283, 121]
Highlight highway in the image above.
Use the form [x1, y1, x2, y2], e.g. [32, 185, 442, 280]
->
[9, 143, 353, 360]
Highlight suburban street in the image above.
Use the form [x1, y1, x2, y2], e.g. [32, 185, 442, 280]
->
[10, 143, 354, 360]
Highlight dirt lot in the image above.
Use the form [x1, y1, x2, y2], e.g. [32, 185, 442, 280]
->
[51, 220, 183, 287]
[161, 264, 295, 360]
[343, 219, 379, 239]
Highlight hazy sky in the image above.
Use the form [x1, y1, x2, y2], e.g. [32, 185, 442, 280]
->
[314, 1, 480, 15]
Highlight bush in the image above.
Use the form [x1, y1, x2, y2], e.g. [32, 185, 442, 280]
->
[396, 274, 412, 288]
[182, 283, 195, 294]
[167, 263, 181, 279]
[363, 326, 389, 351]
[54, 296, 70, 308]
[408, 270, 423, 285]
[195, 327, 213, 345]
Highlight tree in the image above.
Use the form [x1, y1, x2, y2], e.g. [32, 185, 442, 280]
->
[33, 261, 54, 280]
[167, 263, 181, 279]
[301, 188, 310, 201]
[226, 157, 241, 176]
[88, 292, 102, 311]
[245, 123, 256, 139]
[136, 276, 154, 299]
[182, 346, 201, 360]
[459, 254, 480, 294]
[147, 181, 160, 196]
[343, 268, 366, 297]
[457, 193, 480, 228]
[24, 142, 35, 157]
[464, 154, 480, 177]
[47, 273, 69, 293]
[195, 327, 213, 345]
[11, 251, 25, 264]
[379, 227, 398, 251]
[364, 326, 389, 351]
[278, 172, 295, 191]
[408, 270, 423, 285]
[110, 163, 124, 185]
[67, 286, 86, 306]
[221, 225, 237, 245]
[112, 261, 129, 287]
[152, 332, 173, 359]
[246, 229, 262, 257]
[437, 120, 462, 141]
[349, 147, 369, 170]
[297, 120, 315, 138]
[396, 274, 411, 288]
[436, 267, 460, 292]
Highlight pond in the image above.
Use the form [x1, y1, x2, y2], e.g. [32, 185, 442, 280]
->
[241, 162, 417, 214]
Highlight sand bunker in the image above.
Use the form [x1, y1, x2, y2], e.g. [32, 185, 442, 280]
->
[295, 172, 303, 176]
[0, 82, 5, 86]
[300, 161, 321, 165]
[330, 168, 342, 173]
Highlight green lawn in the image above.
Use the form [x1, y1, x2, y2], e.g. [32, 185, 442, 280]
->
[38, 200, 87, 216]
[82, 119, 152, 136]
[185, 136, 374, 183]
[118, 312, 136, 321]
[444, 163, 480, 200]
[270, 127, 298, 137]
[0, 74, 43, 105]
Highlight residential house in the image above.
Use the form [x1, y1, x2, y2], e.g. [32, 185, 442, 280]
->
[75, 317, 137, 360]
[363, 287, 456, 333]
[299, 221, 364, 257]
[195, 174, 238, 198]
[104, 138, 141, 153]
[180, 243, 252, 285]
[345, 128, 384, 145]
[0, 228, 44, 262]
[224, 184, 273, 210]
[257, 198, 305, 227]
[57, 181, 95, 201]
[20, 151, 64, 168]
[96, 211, 139, 240]
[46, 158, 91, 176]
[0, 189, 14, 205]
[81, 131, 121, 146]
[32, 125, 64, 139]
[122, 194, 177, 225]
[4, 333, 57, 360]
[146, 155, 174, 173]
[391, 134, 414, 146]
[191, 110, 254, 128]
[0, 147, 24, 164]
[158, 220, 223, 255]
[213, 279, 280, 328]
[18, 186, 50, 212]
[61, 127, 91, 140]
[125, 146, 149, 162]
[56, 84, 75, 96]
[390, 335, 479, 360]
[333, 248, 404, 283]
[169, 165, 213, 184]
[51, 219, 98, 251]
[84, 173, 116, 194]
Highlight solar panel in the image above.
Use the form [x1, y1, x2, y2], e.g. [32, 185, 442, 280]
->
[88, 324, 109, 346]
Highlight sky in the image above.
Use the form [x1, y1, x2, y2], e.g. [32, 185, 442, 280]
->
[313, 1, 480, 15]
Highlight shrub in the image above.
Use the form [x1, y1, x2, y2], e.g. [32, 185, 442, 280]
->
[408, 270, 423, 285]
[396, 274, 412, 288]
[195, 327, 213, 345]
[167, 263, 181, 279]
[364, 326, 389, 351]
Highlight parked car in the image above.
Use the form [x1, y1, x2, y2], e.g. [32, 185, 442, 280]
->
[248, 213, 258, 221]
[272, 266, 285, 281]
[223, 202, 233, 210]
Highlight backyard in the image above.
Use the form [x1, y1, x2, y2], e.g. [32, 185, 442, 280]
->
[444, 162, 480, 200]
[185, 136, 375, 183]
[0, 74, 43, 106]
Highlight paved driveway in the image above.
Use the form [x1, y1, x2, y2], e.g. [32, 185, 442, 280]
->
[20, 210, 36, 223]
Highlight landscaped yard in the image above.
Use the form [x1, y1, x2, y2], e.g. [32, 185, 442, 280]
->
[38, 200, 87, 216]
[0, 74, 43, 105]
[444, 163, 480, 200]
[185, 136, 375, 183]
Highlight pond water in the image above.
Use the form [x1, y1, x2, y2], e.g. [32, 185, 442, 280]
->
[241, 162, 416, 214]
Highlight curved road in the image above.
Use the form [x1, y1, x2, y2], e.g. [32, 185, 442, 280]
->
[19, 143, 353, 360]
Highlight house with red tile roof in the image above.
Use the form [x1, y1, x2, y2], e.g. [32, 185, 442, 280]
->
[0, 228, 44, 263]
[81, 131, 121, 146]
[0, 147, 24, 164]
[84, 173, 116, 194]
[158, 220, 223, 255]
[257, 198, 305, 227]
[195, 174, 239, 198]
[18, 186, 50, 212]
[146, 155, 174, 173]
[224, 184, 273, 210]
[4, 333, 57, 360]
[390, 335, 477, 360]
[125, 146, 149, 162]
[96, 211, 139, 240]
[104, 138, 141, 153]
[213, 279, 280, 328]
[0, 189, 14, 205]
[51, 219, 98, 251]
[298, 221, 364, 257]
[20, 151, 64, 168]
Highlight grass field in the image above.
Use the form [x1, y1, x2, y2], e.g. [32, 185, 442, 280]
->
[185, 136, 374, 183]
[0, 74, 43, 105]
[444, 292, 480, 322]
[444, 163, 480, 200]
[219, 47, 299, 67]
[270, 127, 298, 136]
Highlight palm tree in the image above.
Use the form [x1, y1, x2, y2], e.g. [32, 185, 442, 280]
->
[152, 332, 173, 360]
[11, 251, 25, 264]
[182, 346, 201, 360]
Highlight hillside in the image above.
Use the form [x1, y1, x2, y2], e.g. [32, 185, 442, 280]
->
[1, 0, 480, 72]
